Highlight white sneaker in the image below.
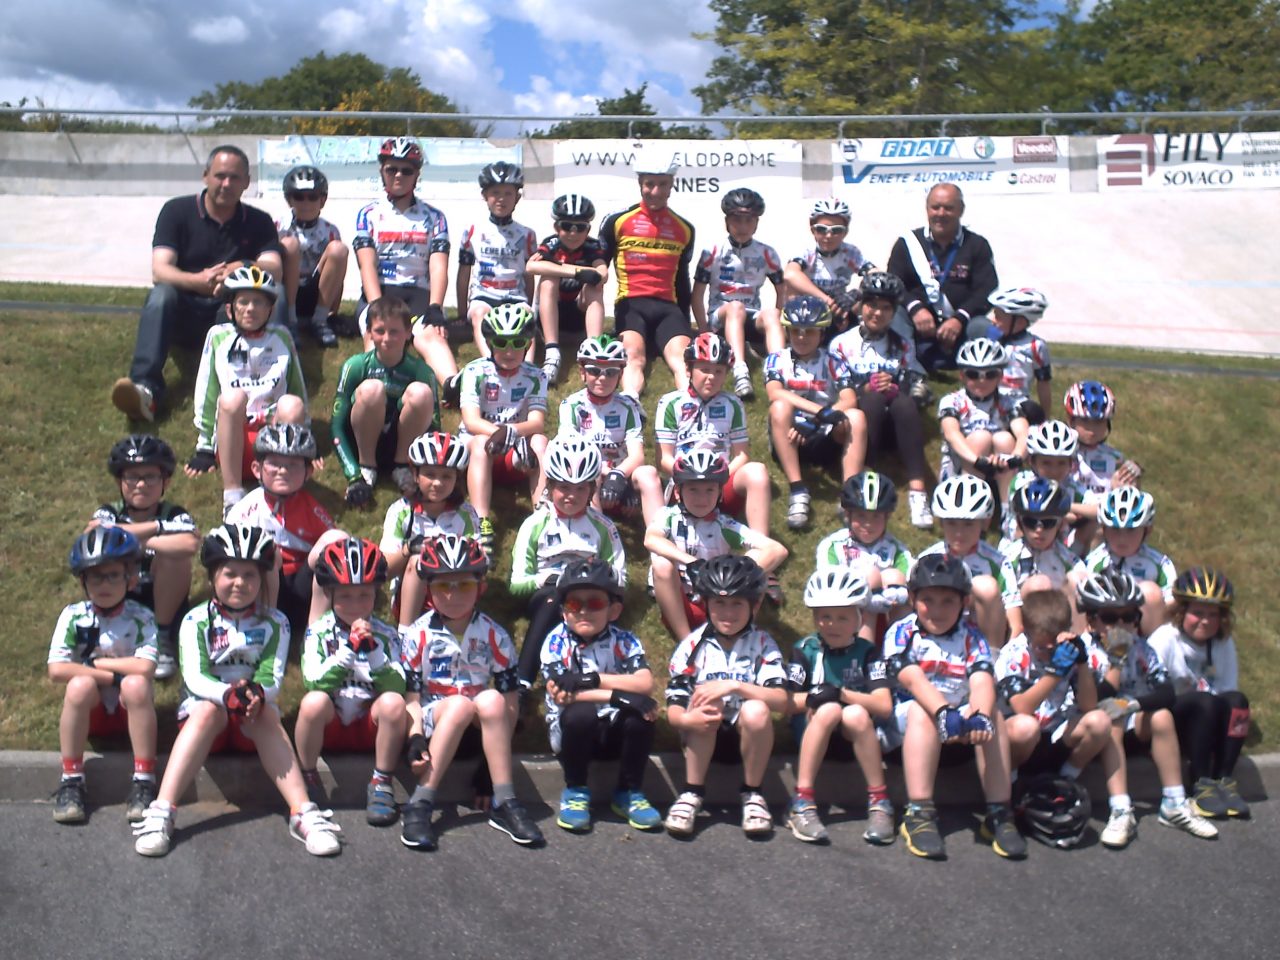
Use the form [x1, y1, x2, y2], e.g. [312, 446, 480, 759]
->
[732, 365, 754, 399]
[1100, 806, 1136, 848]
[289, 802, 343, 856]
[360, 466, 378, 487]
[541, 352, 561, 383]
[154, 643, 177, 681]
[664, 791, 704, 837]
[908, 489, 934, 528]
[512, 436, 537, 472]
[1158, 800, 1218, 840]
[111, 378, 155, 422]
[133, 800, 175, 856]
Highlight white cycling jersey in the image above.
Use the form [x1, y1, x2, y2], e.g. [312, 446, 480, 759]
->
[829, 325, 925, 385]
[994, 632, 1106, 736]
[695, 236, 783, 314]
[457, 358, 548, 432]
[353, 196, 450, 287]
[1001, 537, 1086, 590]
[509, 504, 626, 597]
[997, 330, 1051, 402]
[654, 388, 749, 459]
[401, 610, 519, 735]
[458, 217, 537, 303]
[557, 389, 645, 468]
[917, 540, 1023, 610]
[176, 601, 290, 719]
[883, 613, 994, 707]
[381, 498, 480, 548]
[540, 623, 649, 752]
[1147, 623, 1239, 695]
[1084, 543, 1177, 601]
[937, 386, 1025, 480]
[665, 625, 786, 724]
[763, 347, 853, 407]
[814, 529, 913, 578]
[1072, 442, 1128, 504]
[789, 242, 871, 298]
[277, 215, 341, 279]
[301, 611, 405, 724]
[192, 322, 307, 451]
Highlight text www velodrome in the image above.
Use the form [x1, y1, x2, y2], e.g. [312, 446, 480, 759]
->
[571, 151, 779, 167]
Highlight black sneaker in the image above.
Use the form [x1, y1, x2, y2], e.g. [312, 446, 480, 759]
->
[488, 798, 544, 846]
[309, 315, 338, 349]
[400, 799, 437, 850]
[981, 806, 1029, 859]
[52, 778, 87, 824]
[329, 313, 360, 339]
[442, 373, 462, 409]
[1217, 777, 1251, 818]
[1192, 776, 1231, 819]
[900, 802, 945, 859]
[125, 778, 157, 822]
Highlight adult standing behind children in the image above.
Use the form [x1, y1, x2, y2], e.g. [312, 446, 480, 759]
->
[111, 145, 285, 422]
[886, 183, 998, 373]
[598, 151, 696, 396]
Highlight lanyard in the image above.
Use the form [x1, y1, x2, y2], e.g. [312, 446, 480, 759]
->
[928, 235, 961, 284]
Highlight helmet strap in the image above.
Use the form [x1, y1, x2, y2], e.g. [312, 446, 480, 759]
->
[210, 596, 256, 618]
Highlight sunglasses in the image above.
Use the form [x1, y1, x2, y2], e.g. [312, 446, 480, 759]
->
[382, 165, 418, 177]
[1096, 610, 1142, 625]
[963, 369, 1002, 381]
[1021, 517, 1061, 530]
[430, 577, 480, 593]
[288, 191, 324, 202]
[556, 221, 590, 233]
[489, 337, 531, 351]
[122, 471, 164, 486]
[563, 595, 611, 614]
[812, 224, 848, 236]
[582, 365, 622, 378]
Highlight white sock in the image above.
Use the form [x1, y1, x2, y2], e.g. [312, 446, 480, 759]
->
[1162, 785, 1186, 805]
[223, 487, 245, 508]
[1109, 793, 1132, 812]
[312, 305, 330, 325]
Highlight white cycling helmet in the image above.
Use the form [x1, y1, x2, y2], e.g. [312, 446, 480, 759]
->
[989, 286, 1049, 323]
[633, 148, 679, 177]
[810, 198, 850, 222]
[803, 567, 869, 609]
[955, 337, 1009, 371]
[577, 334, 627, 367]
[408, 431, 470, 470]
[544, 435, 601, 485]
[1026, 420, 1079, 458]
[931, 474, 995, 520]
[222, 264, 279, 303]
[1100, 486, 1156, 529]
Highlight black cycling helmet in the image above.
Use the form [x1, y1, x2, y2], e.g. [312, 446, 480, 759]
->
[69, 527, 143, 576]
[860, 271, 905, 305]
[201, 524, 276, 572]
[840, 470, 898, 513]
[672, 449, 730, 486]
[696, 554, 767, 602]
[551, 194, 595, 222]
[108, 434, 177, 479]
[556, 558, 625, 602]
[478, 161, 524, 189]
[908, 554, 972, 595]
[1015, 775, 1091, 849]
[720, 187, 765, 216]
[283, 165, 328, 196]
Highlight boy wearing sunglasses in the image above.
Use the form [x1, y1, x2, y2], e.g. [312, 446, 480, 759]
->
[782, 198, 874, 331]
[540, 559, 660, 833]
[1001, 479, 1086, 618]
[937, 338, 1027, 502]
[277, 165, 347, 347]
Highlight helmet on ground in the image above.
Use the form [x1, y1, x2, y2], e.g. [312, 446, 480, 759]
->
[1016, 774, 1090, 849]
[544, 435, 602, 485]
[909, 554, 972, 594]
[408, 431, 470, 471]
[69, 527, 142, 576]
[810, 198, 850, 222]
[633, 150, 679, 177]
[1026, 420, 1079, 458]
[840, 470, 898, 513]
[481, 302, 535, 341]
[860, 271, 905, 305]
[478, 161, 524, 189]
[1063, 380, 1115, 420]
[315, 537, 388, 589]
[577, 334, 627, 367]
[781, 295, 832, 329]
[672, 449, 730, 486]
[254, 423, 317, 460]
[201, 524, 276, 572]
[416, 533, 489, 580]
[1172, 567, 1234, 608]
[1012, 478, 1070, 519]
[223, 264, 279, 303]
[556, 558, 625, 602]
[696, 554, 767, 602]
[283, 165, 328, 196]
[955, 337, 1009, 371]
[1100, 487, 1155, 529]
[378, 137, 423, 167]
[552, 194, 595, 222]
[108, 434, 176, 478]
[721, 188, 765, 216]
[931, 475, 994, 521]
[1076, 568, 1143, 612]
[684, 331, 733, 367]
[989, 287, 1049, 323]
[803, 568, 869, 609]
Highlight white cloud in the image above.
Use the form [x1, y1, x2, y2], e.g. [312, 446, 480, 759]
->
[318, 8, 365, 43]
[188, 16, 249, 45]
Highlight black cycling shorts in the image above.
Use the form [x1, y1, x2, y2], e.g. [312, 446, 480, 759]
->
[358, 285, 434, 333]
[614, 296, 691, 355]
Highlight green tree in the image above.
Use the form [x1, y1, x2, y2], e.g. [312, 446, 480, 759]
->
[539, 84, 711, 138]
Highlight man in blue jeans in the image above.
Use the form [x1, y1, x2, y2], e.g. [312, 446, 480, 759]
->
[111, 145, 285, 421]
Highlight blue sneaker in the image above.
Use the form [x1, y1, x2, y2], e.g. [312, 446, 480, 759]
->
[557, 787, 592, 833]
[612, 790, 662, 831]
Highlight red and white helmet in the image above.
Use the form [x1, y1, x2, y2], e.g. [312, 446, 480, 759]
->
[989, 286, 1049, 323]
[408, 431, 470, 470]
[378, 137, 423, 167]
[315, 537, 388, 588]
[684, 331, 734, 367]
[416, 534, 489, 580]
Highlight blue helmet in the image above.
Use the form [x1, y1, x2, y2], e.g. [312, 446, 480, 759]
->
[1012, 478, 1070, 519]
[1064, 380, 1115, 421]
[781, 295, 833, 329]
[69, 527, 142, 576]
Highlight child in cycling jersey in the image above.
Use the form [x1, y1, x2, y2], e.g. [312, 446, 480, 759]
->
[937, 338, 1028, 501]
[782, 198, 873, 332]
[643, 450, 788, 642]
[295, 538, 408, 829]
[510, 435, 626, 692]
[331, 295, 441, 508]
[1084, 487, 1176, 634]
[785, 568, 895, 846]
[399, 534, 544, 850]
[184, 267, 308, 516]
[987, 286, 1052, 424]
[457, 303, 550, 557]
[664, 555, 789, 839]
[887, 554, 1026, 860]
[1075, 568, 1217, 846]
[692, 188, 786, 399]
[654, 332, 772, 537]
[381, 431, 480, 627]
[919, 475, 1024, 645]
[1005, 420, 1094, 552]
[93, 434, 199, 680]
[764, 295, 867, 530]
[540, 560, 661, 833]
[1001, 479, 1086, 617]
[225, 425, 346, 631]
[133, 525, 342, 859]
[458, 162, 537, 358]
[49, 529, 158, 826]
[1148, 568, 1251, 820]
[526, 193, 609, 381]
[277, 164, 347, 347]
[557, 334, 664, 525]
[815, 471, 913, 620]
[1064, 380, 1142, 514]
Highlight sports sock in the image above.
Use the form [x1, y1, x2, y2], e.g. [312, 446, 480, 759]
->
[684, 783, 705, 798]
[371, 768, 393, 786]
[133, 757, 156, 780]
[493, 782, 516, 806]
[1109, 793, 1132, 812]
[312, 306, 331, 326]
[410, 785, 436, 805]
[794, 786, 816, 803]
[867, 784, 890, 806]
[1162, 785, 1187, 805]
[1059, 762, 1082, 780]
[61, 756, 84, 778]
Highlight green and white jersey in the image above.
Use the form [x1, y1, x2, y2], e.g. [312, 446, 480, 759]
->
[509, 504, 626, 598]
[301, 611, 406, 724]
[331, 348, 441, 481]
[458, 358, 548, 433]
[1084, 543, 1177, 602]
[918, 540, 1023, 610]
[557, 388, 645, 468]
[648, 505, 768, 591]
[192, 322, 306, 451]
[654, 387, 748, 459]
[815, 528, 912, 577]
[381, 497, 481, 548]
[49, 600, 158, 665]
[1001, 538, 1086, 591]
[176, 601, 289, 718]
[787, 633, 877, 692]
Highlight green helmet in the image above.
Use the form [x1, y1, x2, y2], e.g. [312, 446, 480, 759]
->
[481, 303, 535, 341]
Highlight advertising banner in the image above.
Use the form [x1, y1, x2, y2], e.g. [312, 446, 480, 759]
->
[1098, 131, 1280, 190]
[832, 136, 1070, 194]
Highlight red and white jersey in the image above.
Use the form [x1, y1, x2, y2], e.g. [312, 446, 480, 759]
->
[665, 626, 786, 723]
[994, 632, 1103, 731]
[789, 242, 871, 299]
[353, 196, 450, 288]
[401, 609, 519, 701]
[277, 215, 341, 279]
[998, 330, 1051, 401]
[458, 218, 537, 303]
[882, 613, 993, 706]
[695, 236, 783, 313]
[225, 488, 335, 576]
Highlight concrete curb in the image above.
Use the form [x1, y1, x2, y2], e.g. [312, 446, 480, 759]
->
[5, 749, 1274, 812]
